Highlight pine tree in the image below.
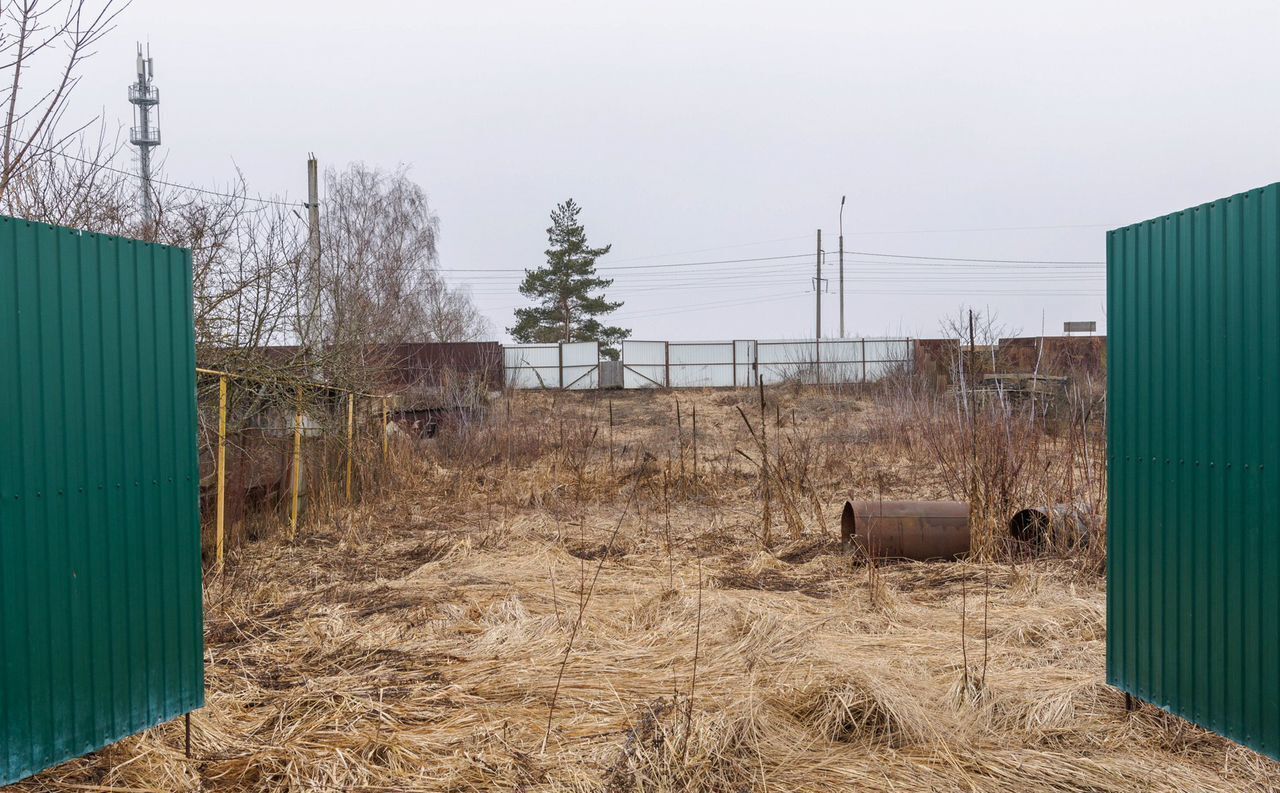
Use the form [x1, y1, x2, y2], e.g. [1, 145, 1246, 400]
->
[509, 198, 630, 359]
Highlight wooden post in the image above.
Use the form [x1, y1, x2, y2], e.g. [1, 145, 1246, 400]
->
[345, 392, 355, 502]
[759, 378, 771, 546]
[382, 397, 389, 461]
[290, 386, 302, 536]
[215, 375, 228, 570]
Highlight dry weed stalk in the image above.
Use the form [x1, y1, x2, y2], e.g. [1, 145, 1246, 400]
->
[542, 462, 643, 753]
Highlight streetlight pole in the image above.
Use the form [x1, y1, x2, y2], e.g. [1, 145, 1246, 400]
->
[839, 195, 846, 338]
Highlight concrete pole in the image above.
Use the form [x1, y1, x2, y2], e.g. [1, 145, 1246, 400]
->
[816, 229, 822, 340]
[839, 195, 846, 338]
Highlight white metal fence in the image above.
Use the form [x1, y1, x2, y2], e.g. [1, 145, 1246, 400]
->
[505, 338, 912, 389]
[503, 341, 600, 389]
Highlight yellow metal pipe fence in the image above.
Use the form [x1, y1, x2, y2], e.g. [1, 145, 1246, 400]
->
[194, 366, 395, 572]
[215, 375, 228, 571]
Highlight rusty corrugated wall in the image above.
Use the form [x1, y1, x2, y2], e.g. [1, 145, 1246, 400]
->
[0, 217, 204, 785]
[1108, 183, 1280, 760]
[381, 341, 504, 390]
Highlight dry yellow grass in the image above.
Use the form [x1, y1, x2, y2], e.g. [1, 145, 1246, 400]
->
[12, 387, 1279, 792]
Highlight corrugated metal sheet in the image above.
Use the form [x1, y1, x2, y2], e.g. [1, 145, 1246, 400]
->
[622, 340, 666, 389]
[668, 342, 734, 388]
[1107, 183, 1280, 761]
[0, 217, 204, 785]
[512, 338, 913, 391]
[502, 342, 599, 389]
[201, 342, 506, 392]
[503, 344, 560, 388]
[755, 338, 912, 385]
[561, 341, 599, 390]
[381, 342, 504, 391]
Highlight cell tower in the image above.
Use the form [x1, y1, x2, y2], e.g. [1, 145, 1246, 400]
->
[128, 44, 160, 227]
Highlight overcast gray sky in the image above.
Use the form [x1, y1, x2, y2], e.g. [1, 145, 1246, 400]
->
[74, 0, 1280, 341]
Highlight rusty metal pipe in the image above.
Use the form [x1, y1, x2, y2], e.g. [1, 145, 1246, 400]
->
[841, 500, 970, 561]
[1008, 505, 1092, 550]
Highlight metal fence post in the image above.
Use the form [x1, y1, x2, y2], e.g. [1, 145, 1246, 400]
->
[290, 385, 302, 536]
[862, 338, 868, 383]
[345, 392, 355, 502]
[215, 375, 228, 571]
[665, 342, 671, 388]
[816, 338, 822, 385]
[382, 397, 389, 461]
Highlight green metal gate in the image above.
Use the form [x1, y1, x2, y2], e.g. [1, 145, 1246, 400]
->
[0, 217, 204, 784]
[1108, 183, 1280, 760]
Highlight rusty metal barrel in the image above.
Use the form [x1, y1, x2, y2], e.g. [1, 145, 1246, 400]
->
[841, 500, 971, 561]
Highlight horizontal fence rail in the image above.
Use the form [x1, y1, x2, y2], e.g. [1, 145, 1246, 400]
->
[504, 338, 913, 390]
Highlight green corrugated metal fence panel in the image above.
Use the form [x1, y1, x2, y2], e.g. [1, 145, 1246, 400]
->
[0, 217, 204, 785]
[1107, 183, 1280, 760]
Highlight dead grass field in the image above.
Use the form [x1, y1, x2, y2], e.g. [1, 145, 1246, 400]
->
[14, 386, 1280, 792]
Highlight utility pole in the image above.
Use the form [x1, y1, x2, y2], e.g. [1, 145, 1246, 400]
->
[839, 195, 846, 338]
[306, 154, 320, 265]
[304, 154, 321, 350]
[815, 228, 822, 340]
[128, 44, 160, 230]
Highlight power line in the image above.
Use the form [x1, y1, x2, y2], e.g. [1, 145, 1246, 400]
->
[842, 222, 1117, 235]
[444, 252, 817, 273]
[478, 289, 811, 319]
[608, 291, 813, 320]
[600, 252, 813, 270]
[471, 283, 1104, 301]
[456, 264, 1108, 282]
[443, 248, 1105, 276]
[460, 266, 1106, 286]
[604, 234, 812, 263]
[596, 223, 1112, 264]
[29, 142, 305, 208]
[444, 258, 1104, 275]
[844, 249, 1104, 265]
[461, 281, 1103, 300]
[478, 283, 1103, 325]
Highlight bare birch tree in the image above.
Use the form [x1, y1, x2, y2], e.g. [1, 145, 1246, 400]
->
[0, 0, 127, 201]
[305, 163, 488, 385]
